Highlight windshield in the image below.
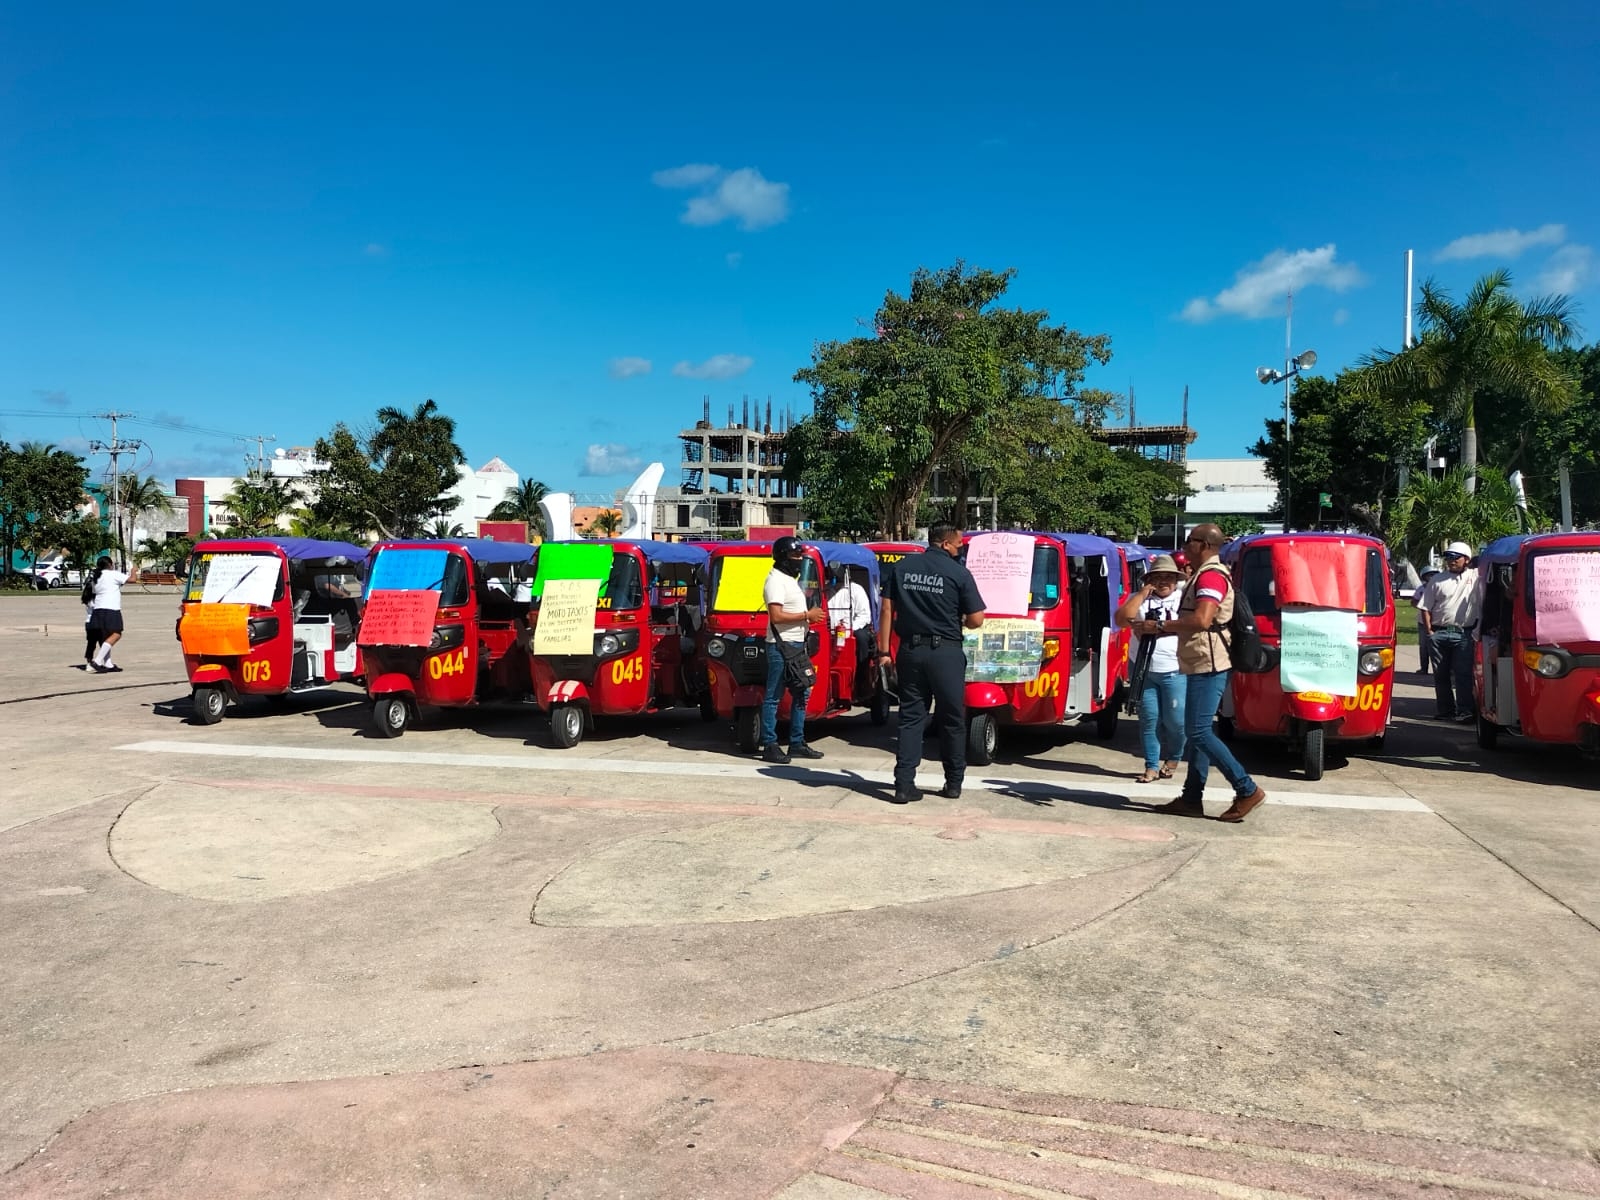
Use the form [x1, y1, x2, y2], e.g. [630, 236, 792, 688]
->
[710, 555, 819, 613]
[366, 548, 469, 606]
[1239, 546, 1389, 617]
[186, 551, 284, 605]
[598, 553, 644, 610]
[1524, 546, 1600, 617]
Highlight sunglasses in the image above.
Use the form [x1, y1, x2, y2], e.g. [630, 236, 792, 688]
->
[1444, 553, 1468, 561]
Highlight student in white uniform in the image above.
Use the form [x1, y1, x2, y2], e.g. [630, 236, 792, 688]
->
[87, 556, 129, 673]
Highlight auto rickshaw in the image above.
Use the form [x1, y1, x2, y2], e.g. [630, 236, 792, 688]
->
[702, 540, 886, 751]
[865, 541, 925, 571]
[527, 539, 713, 747]
[178, 537, 367, 724]
[358, 538, 538, 737]
[1218, 532, 1396, 780]
[959, 531, 1125, 765]
[1474, 531, 1600, 758]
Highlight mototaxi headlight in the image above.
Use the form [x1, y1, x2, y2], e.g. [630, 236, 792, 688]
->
[598, 633, 621, 657]
[1358, 649, 1384, 676]
[1532, 651, 1566, 678]
[706, 637, 727, 658]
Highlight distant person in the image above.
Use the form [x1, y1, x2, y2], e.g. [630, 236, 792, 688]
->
[876, 522, 985, 804]
[1115, 554, 1187, 783]
[1172, 549, 1193, 581]
[1415, 542, 1479, 722]
[827, 566, 875, 682]
[87, 556, 129, 673]
[1137, 524, 1267, 822]
[1411, 567, 1441, 676]
[79, 569, 100, 669]
[760, 536, 826, 765]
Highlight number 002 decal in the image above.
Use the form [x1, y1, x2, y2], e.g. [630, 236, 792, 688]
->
[1021, 673, 1060, 698]
[610, 655, 644, 685]
[426, 649, 468, 680]
[1342, 683, 1386, 712]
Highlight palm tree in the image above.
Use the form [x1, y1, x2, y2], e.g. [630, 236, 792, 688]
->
[426, 519, 465, 538]
[1349, 270, 1579, 491]
[1387, 468, 1526, 567]
[488, 478, 550, 539]
[220, 474, 296, 535]
[588, 509, 623, 537]
[112, 474, 175, 567]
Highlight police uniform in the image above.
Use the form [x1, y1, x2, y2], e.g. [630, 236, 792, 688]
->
[883, 546, 985, 797]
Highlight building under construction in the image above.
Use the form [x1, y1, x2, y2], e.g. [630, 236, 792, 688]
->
[654, 397, 803, 539]
[1088, 387, 1197, 464]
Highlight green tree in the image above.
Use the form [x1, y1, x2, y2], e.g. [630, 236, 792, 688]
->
[1387, 468, 1532, 566]
[111, 474, 176, 565]
[309, 399, 467, 539]
[219, 474, 297, 536]
[1217, 515, 1266, 538]
[1250, 373, 1431, 533]
[288, 505, 367, 545]
[788, 262, 1112, 538]
[0, 441, 91, 571]
[1475, 344, 1600, 525]
[488, 478, 550, 539]
[1347, 270, 1579, 490]
[426, 519, 465, 537]
[587, 509, 623, 537]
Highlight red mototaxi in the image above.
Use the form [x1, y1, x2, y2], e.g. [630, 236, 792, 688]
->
[1475, 531, 1600, 757]
[1219, 532, 1396, 780]
[702, 540, 886, 752]
[359, 538, 538, 737]
[178, 537, 367, 724]
[959, 531, 1126, 766]
[528, 539, 713, 747]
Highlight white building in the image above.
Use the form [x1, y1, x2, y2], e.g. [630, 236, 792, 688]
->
[447, 457, 520, 528]
[1184, 458, 1280, 533]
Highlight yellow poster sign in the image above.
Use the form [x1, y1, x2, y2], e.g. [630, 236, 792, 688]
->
[179, 603, 251, 656]
[713, 557, 772, 612]
[534, 578, 600, 655]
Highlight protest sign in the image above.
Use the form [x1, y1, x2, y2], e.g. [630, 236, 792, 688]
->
[367, 548, 448, 593]
[1533, 552, 1600, 642]
[1270, 539, 1368, 610]
[199, 554, 279, 607]
[357, 589, 438, 647]
[534, 578, 601, 655]
[178, 603, 251, 656]
[965, 532, 1034, 616]
[1279, 606, 1358, 695]
[713, 556, 772, 612]
[532, 543, 614, 598]
[964, 616, 1045, 683]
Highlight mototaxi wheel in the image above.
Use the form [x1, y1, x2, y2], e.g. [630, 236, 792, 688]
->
[193, 686, 226, 725]
[551, 702, 585, 748]
[967, 710, 997, 767]
[1094, 701, 1119, 740]
[699, 691, 718, 723]
[734, 706, 760, 753]
[1476, 711, 1501, 751]
[1301, 724, 1326, 781]
[373, 695, 410, 738]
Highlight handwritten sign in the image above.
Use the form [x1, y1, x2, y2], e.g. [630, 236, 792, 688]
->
[367, 548, 448, 593]
[963, 616, 1045, 683]
[179, 603, 251, 656]
[965, 532, 1034, 616]
[713, 556, 772, 612]
[534, 578, 600, 655]
[1270, 539, 1369, 611]
[199, 554, 279, 607]
[1533, 552, 1600, 642]
[1279, 606, 1358, 695]
[532, 542, 614, 598]
[358, 589, 438, 647]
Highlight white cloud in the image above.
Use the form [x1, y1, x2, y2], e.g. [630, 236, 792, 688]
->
[1436, 223, 1565, 262]
[363, 242, 390, 258]
[1332, 308, 1351, 326]
[651, 163, 721, 189]
[672, 353, 754, 380]
[582, 443, 643, 476]
[608, 356, 652, 379]
[33, 388, 70, 407]
[653, 163, 791, 231]
[1535, 243, 1595, 294]
[1180, 245, 1364, 323]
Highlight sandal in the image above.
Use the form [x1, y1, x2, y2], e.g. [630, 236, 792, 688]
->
[1134, 770, 1161, 784]
[1158, 761, 1180, 779]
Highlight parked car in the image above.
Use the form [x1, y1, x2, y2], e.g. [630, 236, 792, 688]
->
[31, 557, 84, 590]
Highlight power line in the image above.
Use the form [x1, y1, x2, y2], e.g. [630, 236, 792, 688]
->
[87, 412, 144, 563]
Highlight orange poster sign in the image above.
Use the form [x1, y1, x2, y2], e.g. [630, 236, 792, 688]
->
[1270, 540, 1369, 611]
[358, 589, 438, 647]
[179, 604, 251, 656]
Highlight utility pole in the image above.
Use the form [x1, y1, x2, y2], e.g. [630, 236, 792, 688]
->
[88, 411, 144, 565]
[237, 433, 277, 478]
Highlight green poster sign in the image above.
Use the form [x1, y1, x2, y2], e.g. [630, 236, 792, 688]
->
[532, 542, 615, 597]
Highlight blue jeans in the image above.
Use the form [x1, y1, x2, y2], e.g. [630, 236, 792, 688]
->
[1431, 629, 1475, 718]
[761, 641, 810, 748]
[1137, 671, 1187, 770]
[1182, 670, 1258, 800]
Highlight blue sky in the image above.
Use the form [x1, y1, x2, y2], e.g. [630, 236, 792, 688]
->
[2, 1, 1596, 499]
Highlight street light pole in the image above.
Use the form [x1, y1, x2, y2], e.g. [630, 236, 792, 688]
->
[1255, 296, 1316, 533]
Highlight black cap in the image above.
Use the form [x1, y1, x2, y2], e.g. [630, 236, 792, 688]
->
[772, 535, 806, 561]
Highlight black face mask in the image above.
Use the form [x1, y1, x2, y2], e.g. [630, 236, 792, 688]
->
[778, 556, 804, 577]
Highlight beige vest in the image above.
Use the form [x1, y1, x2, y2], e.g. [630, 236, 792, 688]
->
[1177, 560, 1234, 674]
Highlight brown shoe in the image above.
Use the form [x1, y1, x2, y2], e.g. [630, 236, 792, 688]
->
[1218, 787, 1267, 823]
[1154, 795, 1205, 817]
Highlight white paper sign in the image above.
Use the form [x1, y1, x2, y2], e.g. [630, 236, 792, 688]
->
[200, 554, 280, 607]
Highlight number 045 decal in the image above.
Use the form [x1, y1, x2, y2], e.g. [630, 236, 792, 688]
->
[610, 655, 644, 685]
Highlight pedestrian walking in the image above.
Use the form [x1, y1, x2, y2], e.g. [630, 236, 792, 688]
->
[876, 522, 986, 804]
[1415, 542, 1479, 722]
[1114, 554, 1187, 783]
[760, 536, 826, 764]
[78, 570, 101, 668]
[1412, 567, 1441, 676]
[1136, 523, 1267, 822]
[86, 556, 129, 673]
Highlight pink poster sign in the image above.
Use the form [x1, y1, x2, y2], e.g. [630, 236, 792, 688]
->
[965, 532, 1035, 617]
[1533, 553, 1600, 643]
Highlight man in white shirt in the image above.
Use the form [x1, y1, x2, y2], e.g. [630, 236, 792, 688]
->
[761, 537, 825, 765]
[1415, 540, 1480, 722]
[827, 568, 874, 684]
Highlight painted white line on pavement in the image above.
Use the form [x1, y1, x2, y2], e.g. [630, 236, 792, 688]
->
[117, 739, 1432, 813]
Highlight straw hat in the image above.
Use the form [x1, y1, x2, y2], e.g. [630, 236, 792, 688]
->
[1147, 554, 1184, 580]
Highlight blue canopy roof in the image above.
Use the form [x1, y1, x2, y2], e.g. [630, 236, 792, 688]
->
[607, 539, 709, 566]
[813, 540, 882, 628]
[1116, 542, 1155, 564]
[196, 536, 367, 563]
[371, 537, 537, 565]
[1481, 534, 1535, 566]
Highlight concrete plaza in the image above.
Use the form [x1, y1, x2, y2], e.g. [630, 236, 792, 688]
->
[1, 591, 1596, 1198]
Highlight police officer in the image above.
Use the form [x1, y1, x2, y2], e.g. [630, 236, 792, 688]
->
[876, 522, 986, 804]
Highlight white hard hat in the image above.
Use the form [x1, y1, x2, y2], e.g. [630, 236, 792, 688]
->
[1444, 541, 1473, 559]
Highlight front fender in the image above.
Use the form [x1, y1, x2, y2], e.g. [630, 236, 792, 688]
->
[1286, 694, 1347, 723]
[964, 682, 1009, 710]
[367, 671, 416, 698]
[544, 679, 591, 707]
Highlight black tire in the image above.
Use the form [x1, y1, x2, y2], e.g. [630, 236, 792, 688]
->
[373, 696, 409, 738]
[1476, 711, 1500, 751]
[193, 686, 226, 725]
[870, 687, 891, 727]
[550, 703, 584, 748]
[699, 691, 718, 723]
[967, 711, 997, 766]
[1215, 715, 1235, 743]
[1094, 702, 1119, 740]
[48, 576, 63, 590]
[734, 705, 760, 753]
[1302, 724, 1326, 781]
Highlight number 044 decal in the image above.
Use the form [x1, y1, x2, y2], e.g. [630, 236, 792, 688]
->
[426, 649, 468, 680]
[610, 655, 644, 685]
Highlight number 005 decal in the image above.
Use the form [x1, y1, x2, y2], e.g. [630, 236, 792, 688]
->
[1021, 673, 1060, 698]
[241, 660, 272, 684]
[610, 655, 644, 685]
[426, 649, 468, 680]
[1342, 683, 1386, 712]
